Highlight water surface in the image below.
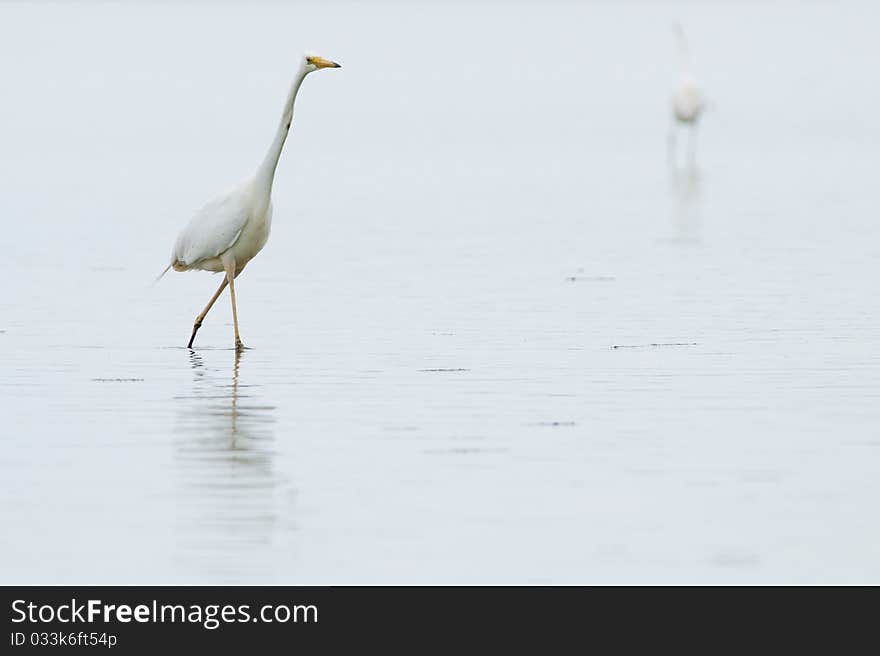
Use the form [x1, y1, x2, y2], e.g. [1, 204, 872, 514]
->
[2, 0, 879, 583]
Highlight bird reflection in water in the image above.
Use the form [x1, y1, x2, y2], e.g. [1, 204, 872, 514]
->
[668, 162, 703, 244]
[173, 348, 279, 581]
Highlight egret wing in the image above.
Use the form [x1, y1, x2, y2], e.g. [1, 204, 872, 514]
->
[172, 182, 251, 267]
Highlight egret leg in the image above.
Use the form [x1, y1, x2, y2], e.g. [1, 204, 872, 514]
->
[688, 124, 699, 166]
[667, 123, 678, 169]
[222, 254, 244, 351]
[187, 277, 229, 348]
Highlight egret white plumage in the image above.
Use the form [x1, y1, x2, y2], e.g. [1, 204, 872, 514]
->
[672, 75, 704, 126]
[159, 53, 341, 350]
[668, 25, 705, 165]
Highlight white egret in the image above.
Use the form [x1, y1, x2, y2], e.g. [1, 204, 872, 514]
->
[668, 25, 705, 165]
[159, 53, 341, 350]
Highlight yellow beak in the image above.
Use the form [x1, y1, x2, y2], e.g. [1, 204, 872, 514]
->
[308, 56, 341, 69]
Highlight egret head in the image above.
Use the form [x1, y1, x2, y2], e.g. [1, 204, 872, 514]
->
[304, 52, 341, 74]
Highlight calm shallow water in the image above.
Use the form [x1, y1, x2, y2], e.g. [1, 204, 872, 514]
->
[2, 1, 880, 583]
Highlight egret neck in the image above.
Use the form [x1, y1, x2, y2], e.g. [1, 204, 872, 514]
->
[255, 62, 309, 200]
[673, 24, 692, 75]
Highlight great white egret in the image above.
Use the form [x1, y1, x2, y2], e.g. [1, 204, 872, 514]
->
[668, 25, 705, 165]
[159, 53, 341, 350]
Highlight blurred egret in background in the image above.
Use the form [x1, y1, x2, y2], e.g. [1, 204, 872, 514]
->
[668, 24, 706, 166]
[159, 53, 341, 350]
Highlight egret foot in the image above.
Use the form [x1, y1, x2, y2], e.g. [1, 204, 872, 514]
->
[235, 339, 246, 351]
[187, 321, 202, 349]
